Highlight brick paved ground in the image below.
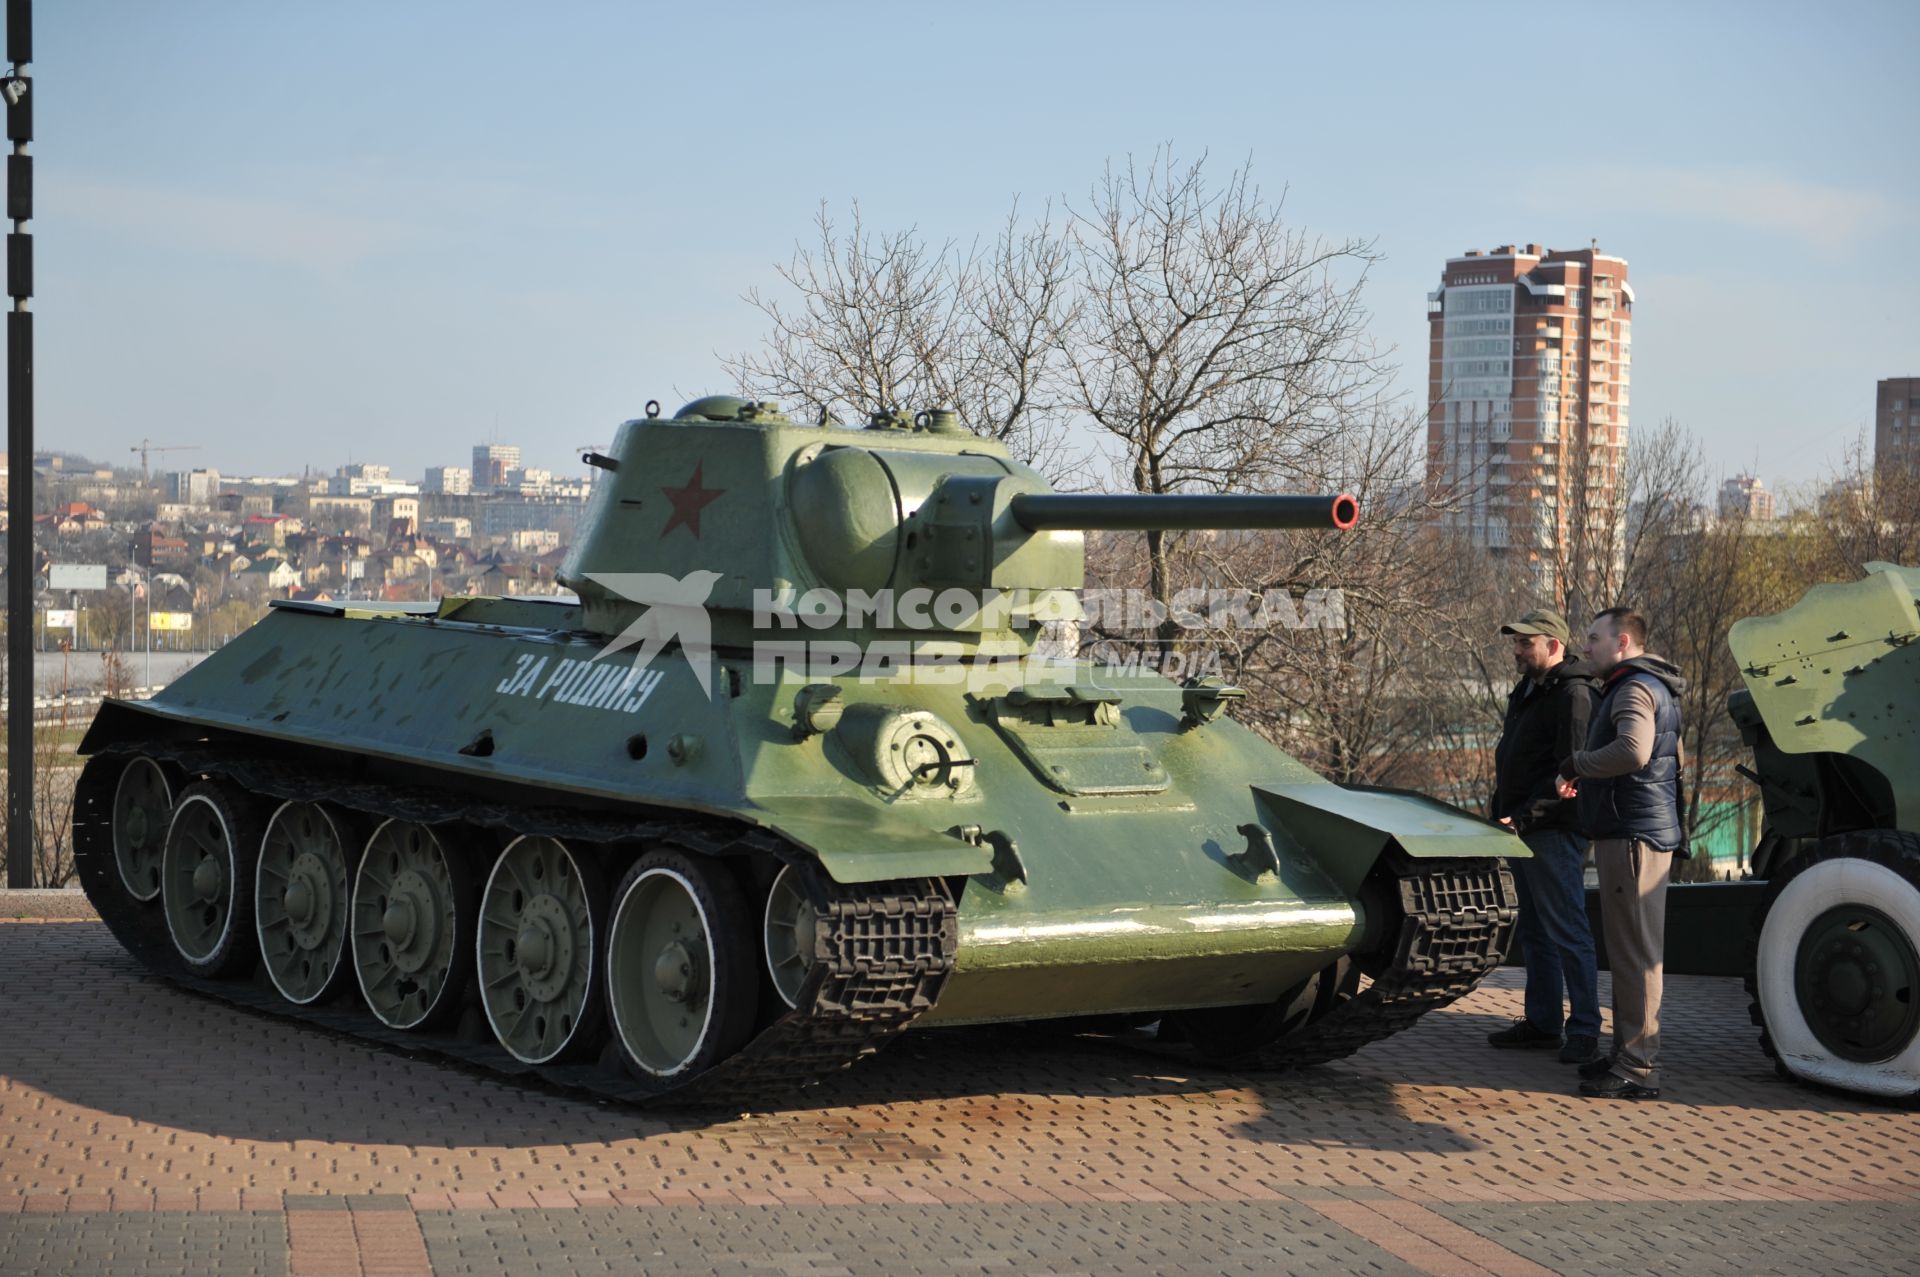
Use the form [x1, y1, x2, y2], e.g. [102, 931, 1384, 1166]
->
[1, 916, 1916, 1275]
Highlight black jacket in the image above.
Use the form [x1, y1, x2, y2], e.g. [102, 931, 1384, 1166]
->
[1491, 656, 1600, 834]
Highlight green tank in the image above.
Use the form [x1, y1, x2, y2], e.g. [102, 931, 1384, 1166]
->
[73, 395, 1524, 1105]
[1715, 561, 1920, 1103]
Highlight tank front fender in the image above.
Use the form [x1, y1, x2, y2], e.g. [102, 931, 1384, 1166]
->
[1251, 781, 1527, 897]
[752, 795, 998, 882]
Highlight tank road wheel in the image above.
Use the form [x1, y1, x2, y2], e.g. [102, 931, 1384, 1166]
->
[351, 820, 475, 1031]
[111, 756, 174, 902]
[762, 863, 821, 1009]
[606, 851, 757, 1084]
[255, 802, 358, 1006]
[159, 781, 262, 978]
[1750, 829, 1920, 1105]
[476, 836, 607, 1064]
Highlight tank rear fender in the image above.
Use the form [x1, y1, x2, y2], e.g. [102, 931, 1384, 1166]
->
[1251, 781, 1526, 897]
[76, 699, 204, 757]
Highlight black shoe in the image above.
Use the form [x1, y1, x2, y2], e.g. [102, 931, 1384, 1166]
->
[1486, 1018, 1563, 1050]
[1559, 1034, 1600, 1065]
[1579, 1071, 1660, 1100]
[1576, 1054, 1615, 1079]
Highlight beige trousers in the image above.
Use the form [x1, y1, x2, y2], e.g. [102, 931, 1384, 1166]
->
[1594, 837, 1671, 1086]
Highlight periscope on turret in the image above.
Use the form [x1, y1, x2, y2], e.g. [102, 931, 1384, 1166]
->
[71, 393, 1525, 1106]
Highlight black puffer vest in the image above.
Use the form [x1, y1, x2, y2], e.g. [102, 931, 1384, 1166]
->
[1578, 658, 1686, 853]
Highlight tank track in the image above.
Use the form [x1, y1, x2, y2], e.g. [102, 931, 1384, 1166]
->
[1235, 856, 1519, 1071]
[73, 741, 956, 1110]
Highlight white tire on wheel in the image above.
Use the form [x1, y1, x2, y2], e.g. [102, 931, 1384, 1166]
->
[1756, 854, 1920, 1099]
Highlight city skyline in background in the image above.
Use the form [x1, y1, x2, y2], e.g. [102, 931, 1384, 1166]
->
[16, 2, 1920, 490]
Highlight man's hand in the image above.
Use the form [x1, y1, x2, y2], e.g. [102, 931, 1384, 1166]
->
[1556, 777, 1578, 800]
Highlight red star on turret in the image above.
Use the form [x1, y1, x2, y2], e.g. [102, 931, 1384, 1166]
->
[659, 461, 724, 538]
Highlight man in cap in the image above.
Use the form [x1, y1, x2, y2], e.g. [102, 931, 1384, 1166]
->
[1486, 606, 1603, 1065]
[1558, 606, 1687, 1100]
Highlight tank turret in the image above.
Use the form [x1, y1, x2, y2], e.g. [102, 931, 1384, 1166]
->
[561, 397, 1357, 648]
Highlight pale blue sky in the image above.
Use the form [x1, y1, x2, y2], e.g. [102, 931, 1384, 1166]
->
[30, 1, 1920, 492]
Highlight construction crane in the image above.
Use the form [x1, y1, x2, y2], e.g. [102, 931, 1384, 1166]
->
[130, 439, 198, 480]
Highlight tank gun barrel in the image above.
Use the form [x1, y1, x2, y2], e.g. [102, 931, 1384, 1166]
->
[1008, 492, 1358, 532]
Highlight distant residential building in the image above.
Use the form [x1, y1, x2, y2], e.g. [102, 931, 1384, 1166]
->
[305, 494, 375, 530]
[165, 468, 222, 508]
[234, 559, 303, 594]
[376, 495, 420, 538]
[1718, 474, 1775, 521]
[134, 527, 192, 571]
[40, 502, 108, 536]
[472, 445, 521, 492]
[243, 513, 300, 546]
[217, 491, 277, 517]
[509, 528, 561, 553]
[424, 515, 473, 542]
[425, 465, 472, 495]
[1427, 244, 1633, 591]
[1876, 377, 1920, 473]
[497, 466, 592, 499]
[477, 497, 582, 543]
[328, 464, 418, 497]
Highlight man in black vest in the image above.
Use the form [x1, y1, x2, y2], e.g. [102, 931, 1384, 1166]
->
[1485, 607, 1603, 1065]
[1557, 606, 1687, 1100]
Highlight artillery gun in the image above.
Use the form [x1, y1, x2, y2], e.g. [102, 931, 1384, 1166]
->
[73, 395, 1523, 1105]
[1709, 562, 1920, 1103]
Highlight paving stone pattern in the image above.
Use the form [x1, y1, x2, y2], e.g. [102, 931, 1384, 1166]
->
[2, 920, 1917, 1275]
[1433, 1201, 1919, 1276]
[0, 1211, 287, 1277]
[415, 1203, 1422, 1277]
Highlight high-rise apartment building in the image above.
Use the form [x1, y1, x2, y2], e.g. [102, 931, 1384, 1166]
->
[1875, 377, 1920, 472]
[1718, 474, 1775, 521]
[1427, 244, 1633, 588]
[472, 444, 521, 492]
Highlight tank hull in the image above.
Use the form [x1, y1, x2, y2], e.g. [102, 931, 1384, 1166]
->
[78, 593, 1523, 1100]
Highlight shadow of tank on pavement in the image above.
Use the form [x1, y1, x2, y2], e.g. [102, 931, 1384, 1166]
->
[5, 923, 1490, 1152]
[10, 926, 1897, 1163]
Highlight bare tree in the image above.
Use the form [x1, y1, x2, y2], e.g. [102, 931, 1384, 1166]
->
[726, 202, 1076, 470]
[100, 646, 130, 700]
[1073, 403, 1500, 787]
[1551, 420, 1780, 877]
[1797, 433, 1920, 577]
[1059, 150, 1384, 648]
[0, 623, 82, 887]
[31, 721, 78, 887]
[1529, 416, 1709, 625]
